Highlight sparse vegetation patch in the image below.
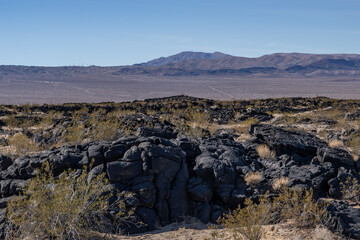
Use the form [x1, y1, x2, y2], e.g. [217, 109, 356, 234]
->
[256, 144, 276, 160]
[6, 163, 134, 239]
[244, 172, 263, 187]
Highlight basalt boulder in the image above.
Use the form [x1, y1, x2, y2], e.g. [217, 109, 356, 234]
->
[317, 147, 355, 169]
[107, 160, 143, 182]
[326, 200, 360, 239]
[0, 156, 12, 172]
[249, 124, 327, 157]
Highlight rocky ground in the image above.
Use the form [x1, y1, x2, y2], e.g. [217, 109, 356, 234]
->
[0, 96, 359, 239]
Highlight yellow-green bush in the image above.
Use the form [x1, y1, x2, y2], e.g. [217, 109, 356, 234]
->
[218, 193, 272, 240]
[8, 133, 40, 156]
[64, 123, 86, 145]
[217, 187, 328, 240]
[168, 109, 211, 138]
[61, 115, 87, 145]
[273, 187, 328, 228]
[4, 115, 21, 128]
[340, 176, 360, 201]
[4, 115, 40, 128]
[184, 109, 211, 138]
[89, 117, 121, 142]
[232, 117, 259, 134]
[346, 131, 360, 155]
[6, 163, 133, 239]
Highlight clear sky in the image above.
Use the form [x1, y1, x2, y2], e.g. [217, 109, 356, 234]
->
[1, 0, 360, 66]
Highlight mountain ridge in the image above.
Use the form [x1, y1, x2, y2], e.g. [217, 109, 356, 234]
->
[2, 51, 360, 77]
[137, 51, 232, 66]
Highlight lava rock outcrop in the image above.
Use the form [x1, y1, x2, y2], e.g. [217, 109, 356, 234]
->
[0, 124, 359, 238]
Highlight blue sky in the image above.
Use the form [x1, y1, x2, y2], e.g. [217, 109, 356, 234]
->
[1, 0, 360, 66]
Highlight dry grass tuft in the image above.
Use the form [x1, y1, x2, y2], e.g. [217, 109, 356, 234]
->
[232, 117, 259, 134]
[244, 172, 263, 187]
[328, 139, 344, 148]
[273, 177, 289, 191]
[256, 144, 276, 160]
[8, 133, 40, 156]
[234, 133, 252, 142]
[312, 225, 336, 240]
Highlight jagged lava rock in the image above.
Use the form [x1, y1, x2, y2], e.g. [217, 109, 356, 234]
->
[0, 124, 358, 238]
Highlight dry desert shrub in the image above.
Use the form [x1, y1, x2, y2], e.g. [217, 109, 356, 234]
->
[64, 123, 86, 145]
[340, 176, 360, 201]
[233, 117, 259, 134]
[3, 115, 21, 128]
[345, 131, 360, 155]
[216, 187, 329, 240]
[170, 109, 211, 138]
[218, 192, 272, 240]
[39, 110, 63, 126]
[89, 118, 121, 142]
[256, 144, 276, 160]
[187, 109, 211, 138]
[328, 139, 344, 148]
[8, 133, 40, 156]
[272, 177, 289, 191]
[273, 187, 329, 229]
[244, 172, 263, 187]
[6, 162, 135, 239]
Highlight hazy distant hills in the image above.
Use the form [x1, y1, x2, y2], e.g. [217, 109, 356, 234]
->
[2, 51, 360, 78]
[137, 51, 232, 66]
[114, 51, 360, 77]
[1, 51, 360, 104]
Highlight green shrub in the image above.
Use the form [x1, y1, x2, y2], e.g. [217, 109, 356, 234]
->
[6, 163, 133, 239]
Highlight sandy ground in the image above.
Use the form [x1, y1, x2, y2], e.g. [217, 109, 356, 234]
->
[1, 75, 360, 104]
[104, 218, 342, 240]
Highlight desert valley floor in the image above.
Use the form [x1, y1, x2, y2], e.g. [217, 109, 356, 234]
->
[0, 75, 359, 104]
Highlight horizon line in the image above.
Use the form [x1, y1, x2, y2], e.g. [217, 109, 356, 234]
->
[1, 51, 360, 67]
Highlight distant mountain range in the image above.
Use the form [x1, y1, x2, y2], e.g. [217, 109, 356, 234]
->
[137, 51, 232, 67]
[115, 51, 360, 77]
[2, 51, 360, 77]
